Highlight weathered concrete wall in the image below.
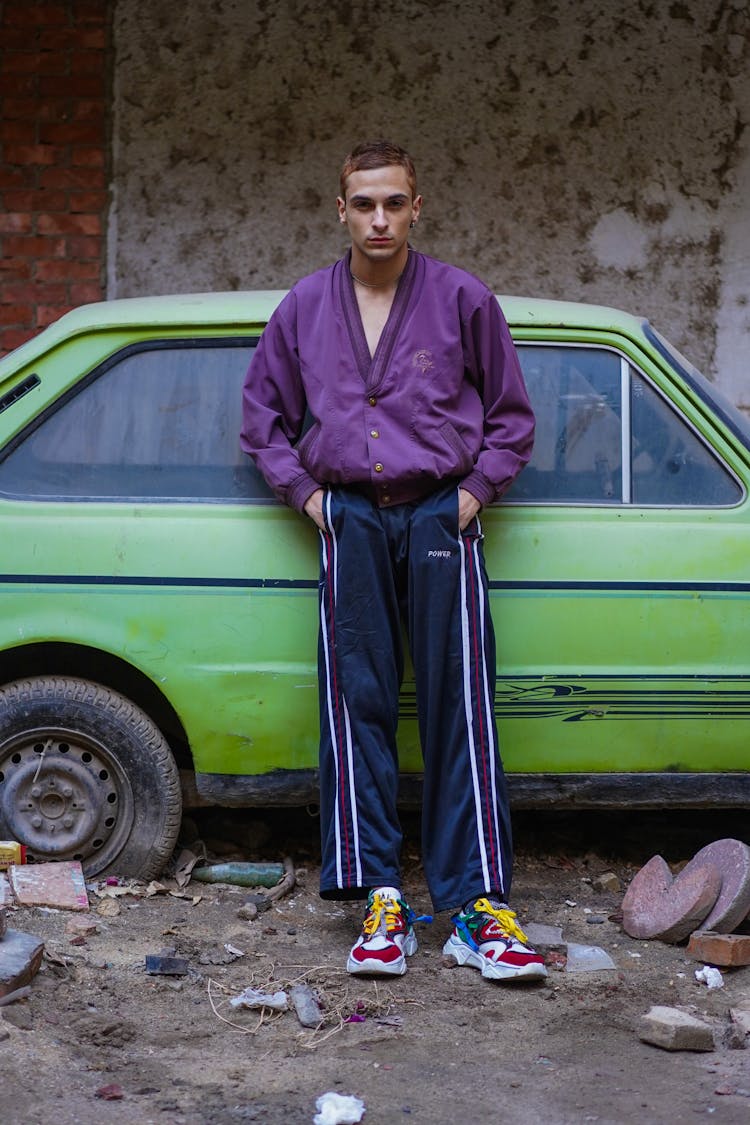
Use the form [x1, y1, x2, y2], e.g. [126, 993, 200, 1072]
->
[111, 0, 750, 406]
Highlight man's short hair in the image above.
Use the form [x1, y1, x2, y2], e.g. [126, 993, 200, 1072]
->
[339, 140, 417, 200]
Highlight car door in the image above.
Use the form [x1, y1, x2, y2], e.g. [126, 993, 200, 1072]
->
[0, 334, 322, 784]
[482, 330, 750, 791]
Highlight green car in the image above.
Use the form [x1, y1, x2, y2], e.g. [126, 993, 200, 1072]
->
[0, 293, 748, 878]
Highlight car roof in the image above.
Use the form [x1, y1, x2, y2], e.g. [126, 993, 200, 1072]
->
[1, 291, 648, 373]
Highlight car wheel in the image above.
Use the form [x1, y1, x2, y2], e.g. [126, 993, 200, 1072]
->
[0, 676, 182, 879]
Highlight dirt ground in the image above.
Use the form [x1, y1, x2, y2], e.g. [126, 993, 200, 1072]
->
[2, 808, 750, 1125]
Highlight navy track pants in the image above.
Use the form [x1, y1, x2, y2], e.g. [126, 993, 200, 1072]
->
[317, 484, 513, 913]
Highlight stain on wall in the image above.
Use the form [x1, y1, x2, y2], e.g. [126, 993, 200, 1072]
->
[111, 0, 749, 404]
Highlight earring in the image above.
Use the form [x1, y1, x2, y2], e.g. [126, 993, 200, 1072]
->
[410, 220, 417, 229]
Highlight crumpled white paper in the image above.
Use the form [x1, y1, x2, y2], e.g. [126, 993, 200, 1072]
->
[695, 966, 724, 990]
[229, 987, 288, 1010]
[313, 1090, 366, 1124]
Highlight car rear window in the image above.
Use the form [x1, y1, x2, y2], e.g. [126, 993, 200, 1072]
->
[0, 339, 275, 503]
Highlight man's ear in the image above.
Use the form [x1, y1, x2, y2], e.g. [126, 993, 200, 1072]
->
[411, 194, 423, 224]
[336, 196, 347, 224]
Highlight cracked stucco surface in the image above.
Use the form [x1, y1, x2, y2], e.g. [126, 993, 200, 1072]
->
[111, 0, 749, 405]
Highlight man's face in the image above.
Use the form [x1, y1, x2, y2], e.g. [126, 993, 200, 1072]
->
[337, 165, 422, 265]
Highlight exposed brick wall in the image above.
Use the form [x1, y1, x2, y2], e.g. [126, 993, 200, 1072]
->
[0, 1, 108, 356]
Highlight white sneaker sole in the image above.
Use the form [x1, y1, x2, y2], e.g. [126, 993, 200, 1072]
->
[442, 933, 548, 981]
[347, 931, 418, 976]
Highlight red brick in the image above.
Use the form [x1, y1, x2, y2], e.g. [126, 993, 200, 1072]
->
[70, 281, 103, 304]
[2, 4, 67, 27]
[3, 51, 67, 75]
[0, 28, 34, 50]
[40, 166, 104, 189]
[0, 259, 33, 281]
[38, 213, 101, 235]
[39, 121, 103, 145]
[70, 147, 104, 167]
[0, 327, 37, 354]
[3, 144, 61, 166]
[1, 280, 66, 304]
[23, 100, 75, 124]
[69, 189, 107, 212]
[36, 259, 100, 282]
[1, 53, 40, 75]
[0, 213, 33, 234]
[1, 121, 39, 144]
[37, 304, 72, 327]
[66, 234, 102, 259]
[70, 51, 105, 77]
[688, 930, 750, 967]
[3, 235, 66, 259]
[4, 189, 69, 211]
[72, 99, 105, 122]
[0, 167, 31, 189]
[1, 190, 35, 210]
[0, 74, 38, 96]
[39, 27, 106, 50]
[0, 304, 34, 327]
[39, 75, 103, 98]
[71, 2, 107, 25]
[2, 97, 44, 120]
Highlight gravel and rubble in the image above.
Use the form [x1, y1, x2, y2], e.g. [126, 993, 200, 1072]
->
[1, 808, 749, 1125]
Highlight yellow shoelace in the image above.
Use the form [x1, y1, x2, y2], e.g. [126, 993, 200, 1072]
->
[362, 892, 402, 936]
[472, 898, 529, 944]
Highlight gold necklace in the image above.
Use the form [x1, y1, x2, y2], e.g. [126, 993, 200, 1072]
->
[350, 270, 402, 289]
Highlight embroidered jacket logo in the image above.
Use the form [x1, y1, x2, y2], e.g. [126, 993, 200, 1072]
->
[427, 549, 452, 558]
[412, 349, 434, 373]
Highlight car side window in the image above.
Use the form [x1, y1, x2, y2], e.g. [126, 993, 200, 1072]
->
[0, 340, 275, 503]
[630, 372, 741, 505]
[505, 345, 741, 506]
[507, 346, 623, 502]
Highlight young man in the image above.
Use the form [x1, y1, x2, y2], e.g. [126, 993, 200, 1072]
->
[241, 140, 546, 983]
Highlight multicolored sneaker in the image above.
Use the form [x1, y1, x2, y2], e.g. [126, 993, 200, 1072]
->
[442, 897, 548, 982]
[346, 888, 418, 976]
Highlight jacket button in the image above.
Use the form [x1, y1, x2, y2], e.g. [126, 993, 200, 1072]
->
[374, 463, 384, 473]
[368, 396, 377, 406]
[370, 429, 379, 438]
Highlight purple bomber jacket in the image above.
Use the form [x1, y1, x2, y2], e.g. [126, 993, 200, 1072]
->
[240, 249, 535, 513]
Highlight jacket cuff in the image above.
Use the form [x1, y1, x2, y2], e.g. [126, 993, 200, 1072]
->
[288, 472, 322, 514]
[459, 469, 495, 508]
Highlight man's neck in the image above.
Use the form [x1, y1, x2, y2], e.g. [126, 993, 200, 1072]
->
[349, 246, 409, 289]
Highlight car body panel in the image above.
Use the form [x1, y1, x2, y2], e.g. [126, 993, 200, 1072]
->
[1, 293, 748, 800]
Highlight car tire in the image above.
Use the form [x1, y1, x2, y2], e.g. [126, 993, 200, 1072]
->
[0, 676, 182, 879]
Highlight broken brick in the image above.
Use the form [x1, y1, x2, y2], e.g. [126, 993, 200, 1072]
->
[9, 860, 89, 911]
[622, 855, 720, 943]
[95, 1084, 124, 1101]
[65, 917, 99, 937]
[638, 1005, 715, 1052]
[680, 840, 750, 934]
[593, 872, 621, 894]
[0, 929, 45, 999]
[730, 1001, 750, 1037]
[687, 930, 750, 967]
